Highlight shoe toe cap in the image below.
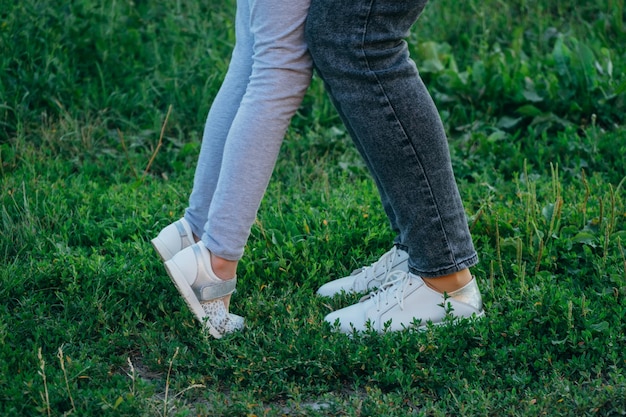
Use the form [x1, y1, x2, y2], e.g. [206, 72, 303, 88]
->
[316, 276, 354, 297]
[324, 303, 369, 333]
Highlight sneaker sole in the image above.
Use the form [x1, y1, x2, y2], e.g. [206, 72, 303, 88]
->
[329, 309, 486, 334]
[414, 310, 486, 331]
[163, 259, 223, 339]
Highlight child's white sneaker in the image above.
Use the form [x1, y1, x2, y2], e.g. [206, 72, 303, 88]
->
[151, 218, 195, 261]
[164, 242, 243, 338]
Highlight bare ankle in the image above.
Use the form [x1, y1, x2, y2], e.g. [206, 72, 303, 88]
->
[422, 269, 472, 294]
[209, 253, 238, 281]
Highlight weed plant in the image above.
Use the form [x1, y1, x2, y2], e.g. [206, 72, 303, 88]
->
[1, 0, 625, 415]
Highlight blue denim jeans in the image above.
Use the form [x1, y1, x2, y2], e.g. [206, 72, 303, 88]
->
[305, 0, 478, 277]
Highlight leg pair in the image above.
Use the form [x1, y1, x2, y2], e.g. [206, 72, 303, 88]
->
[153, 0, 312, 338]
[305, 0, 484, 332]
[187, 0, 312, 261]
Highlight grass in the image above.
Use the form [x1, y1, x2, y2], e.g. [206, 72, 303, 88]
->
[1, 0, 626, 415]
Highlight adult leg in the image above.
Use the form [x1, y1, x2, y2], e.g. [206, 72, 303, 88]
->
[305, 0, 477, 278]
[306, 0, 483, 331]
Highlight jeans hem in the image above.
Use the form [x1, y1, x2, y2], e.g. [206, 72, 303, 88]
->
[409, 253, 479, 278]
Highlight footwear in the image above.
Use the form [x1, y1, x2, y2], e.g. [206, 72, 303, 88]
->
[152, 218, 196, 262]
[316, 246, 409, 297]
[164, 242, 244, 338]
[324, 271, 484, 333]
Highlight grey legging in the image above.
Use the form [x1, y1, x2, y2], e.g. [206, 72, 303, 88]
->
[184, 0, 312, 260]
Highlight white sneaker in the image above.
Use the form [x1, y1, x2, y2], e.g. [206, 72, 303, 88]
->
[316, 246, 409, 297]
[164, 242, 244, 338]
[324, 271, 484, 333]
[151, 218, 196, 261]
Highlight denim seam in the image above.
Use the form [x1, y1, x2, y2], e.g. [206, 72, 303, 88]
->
[359, 0, 457, 271]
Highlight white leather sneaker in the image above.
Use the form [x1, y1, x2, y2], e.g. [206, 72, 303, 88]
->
[151, 218, 196, 261]
[164, 242, 243, 338]
[324, 271, 484, 333]
[316, 246, 409, 297]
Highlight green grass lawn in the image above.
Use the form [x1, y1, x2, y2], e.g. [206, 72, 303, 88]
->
[1, 0, 626, 415]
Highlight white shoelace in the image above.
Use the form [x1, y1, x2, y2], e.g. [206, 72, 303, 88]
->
[352, 246, 401, 292]
[363, 270, 412, 312]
